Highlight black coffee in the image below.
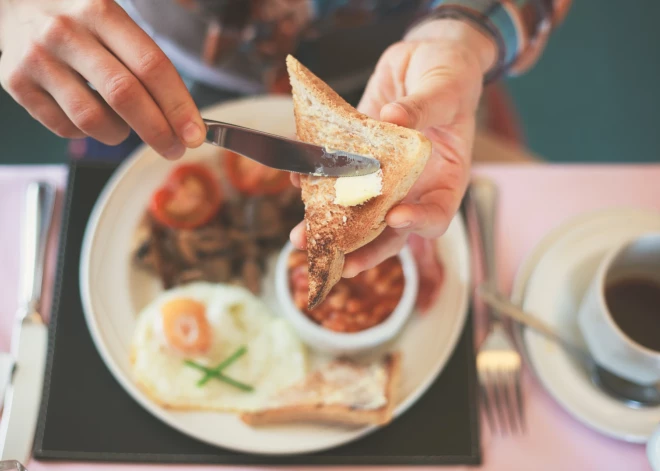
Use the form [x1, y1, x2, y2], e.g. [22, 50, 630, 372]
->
[605, 277, 660, 352]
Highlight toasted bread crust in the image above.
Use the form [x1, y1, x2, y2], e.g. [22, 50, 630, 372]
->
[240, 352, 401, 427]
[286, 55, 431, 308]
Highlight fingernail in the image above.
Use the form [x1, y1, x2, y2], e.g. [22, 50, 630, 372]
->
[390, 220, 412, 229]
[164, 141, 185, 160]
[182, 122, 203, 145]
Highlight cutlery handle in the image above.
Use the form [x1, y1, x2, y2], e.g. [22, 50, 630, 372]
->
[477, 287, 593, 362]
[0, 460, 26, 471]
[469, 177, 498, 287]
[20, 181, 56, 316]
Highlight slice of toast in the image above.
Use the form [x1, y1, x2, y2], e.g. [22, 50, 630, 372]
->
[240, 352, 401, 427]
[286, 55, 432, 309]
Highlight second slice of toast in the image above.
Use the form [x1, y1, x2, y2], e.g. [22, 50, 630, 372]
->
[240, 352, 401, 427]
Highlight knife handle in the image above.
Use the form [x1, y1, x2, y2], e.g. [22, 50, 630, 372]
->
[19, 181, 56, 318]
[0, 460, 27, 470]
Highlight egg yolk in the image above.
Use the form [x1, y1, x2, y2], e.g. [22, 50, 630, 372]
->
[161, 298, 212, 355]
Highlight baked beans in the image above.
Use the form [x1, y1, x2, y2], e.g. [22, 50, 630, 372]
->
[288, 250, 405, 333]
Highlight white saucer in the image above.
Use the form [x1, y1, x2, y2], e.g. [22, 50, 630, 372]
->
[510, 208, 660, 443]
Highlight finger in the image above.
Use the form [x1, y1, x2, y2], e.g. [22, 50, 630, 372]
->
[386, 198, 456, 239]
[380, 76, 460, 131]
[27, 50, 131, 145]
[91, 4, 205, 148]
[343, 228, 408, 278]
[9, 84, 85, 139]
[38, 67, 130, 145]
[380, 40, 482, 131]
[43, 23, 185, 158]
[409, 234, 444, 313]
[357, 42, 409, 118]
[290, 221, 306, 249]
[356, 71, 387, 119]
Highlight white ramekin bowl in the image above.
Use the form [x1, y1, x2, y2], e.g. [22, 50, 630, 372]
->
[275, 241, 419, 356]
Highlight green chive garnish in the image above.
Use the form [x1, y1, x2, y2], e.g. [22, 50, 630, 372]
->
[199, 345, 247, 385]
[183, 346, 253, 392]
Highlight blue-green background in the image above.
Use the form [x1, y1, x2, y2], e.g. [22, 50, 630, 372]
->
[1, 0, 659, 164]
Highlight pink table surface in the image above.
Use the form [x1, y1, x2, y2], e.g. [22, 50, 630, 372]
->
[1, 163, 659, 471]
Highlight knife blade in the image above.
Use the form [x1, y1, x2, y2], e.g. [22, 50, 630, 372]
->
[203, 119, 381, 177]
[0, 181, 56, 463]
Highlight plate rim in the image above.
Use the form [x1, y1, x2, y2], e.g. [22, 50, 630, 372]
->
[510, 207, 660, 443]
[79, 95, 472, 455]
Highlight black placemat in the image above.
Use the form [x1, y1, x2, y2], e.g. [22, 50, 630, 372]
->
[33, 160, 480, 466]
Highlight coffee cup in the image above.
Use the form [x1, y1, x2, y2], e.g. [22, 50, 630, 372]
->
[577, 232, 660, 385]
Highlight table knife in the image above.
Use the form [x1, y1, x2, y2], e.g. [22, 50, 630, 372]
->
[0, 181, 56, 463]
[203, 119, 380, 177]
[0, 460, 26, 470]
[0, 355, 12, 412]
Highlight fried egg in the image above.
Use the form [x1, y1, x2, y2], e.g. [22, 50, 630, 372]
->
[130, 282, 308, 412]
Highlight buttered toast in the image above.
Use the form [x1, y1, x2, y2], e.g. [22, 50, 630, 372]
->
[286, 55, 431, 309]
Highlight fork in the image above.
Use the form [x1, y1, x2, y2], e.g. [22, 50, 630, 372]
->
[468, 177, 525, 436]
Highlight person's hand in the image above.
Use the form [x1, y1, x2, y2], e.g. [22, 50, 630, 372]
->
[291, 19, 496, 277]
[0, 0, 205, 159]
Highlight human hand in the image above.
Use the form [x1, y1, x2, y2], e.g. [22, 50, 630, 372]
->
[0, 0, 205, 159]
[409, 233, 445, 312]
[291, 19, 496, 277]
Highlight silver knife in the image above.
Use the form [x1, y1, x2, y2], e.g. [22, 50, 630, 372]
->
[203, 119, 380, 177]
[0, 354, 12, 412]
[0, 181, 56, 463]
[0, 460, 26, 470]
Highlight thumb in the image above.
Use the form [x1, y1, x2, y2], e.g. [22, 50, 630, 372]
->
[380, 75, 460, 131]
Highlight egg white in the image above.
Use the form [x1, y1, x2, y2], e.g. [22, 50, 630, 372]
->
[130, 282, 308, 412]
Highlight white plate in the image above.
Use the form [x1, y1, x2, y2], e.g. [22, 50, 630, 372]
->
[511, 208, 660, 443]
[79, 96, 471, 455]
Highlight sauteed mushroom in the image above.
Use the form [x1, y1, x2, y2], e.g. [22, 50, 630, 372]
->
[200, 257, 232, 283]
[176, 224, 232, 265]
[173, 269, 206, 285]
[133, 217, 158, 270]
[250, 198, 284, 239]
[133, 164, 305, 295]
[242, 258, 262, 295]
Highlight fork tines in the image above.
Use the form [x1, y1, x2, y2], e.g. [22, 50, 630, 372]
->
[477, 324, 526, 436]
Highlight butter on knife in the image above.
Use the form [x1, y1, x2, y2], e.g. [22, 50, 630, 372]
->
[333, 170, 383, 207]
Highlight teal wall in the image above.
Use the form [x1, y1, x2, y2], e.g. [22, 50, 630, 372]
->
[0, 83, 69, 164]
[1, 0, 659, 164]
[507, 0, 660, 163]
